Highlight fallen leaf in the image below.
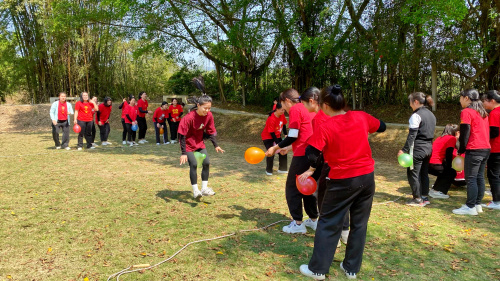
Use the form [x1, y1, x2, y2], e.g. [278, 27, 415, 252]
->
[216, 251, 223, 255]
[47, 248, 52, 254]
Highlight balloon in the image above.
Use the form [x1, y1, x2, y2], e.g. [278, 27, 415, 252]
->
[159, 127, 164, 134]
[452, 156, 465, 172]
[73, 124, 81, 133]
[131, 124, 138, 131]
[244, 147, 265, 164]
[296, 176, 317, 195]
[398, 153, 413, 168]
[194, 151, 206, 167]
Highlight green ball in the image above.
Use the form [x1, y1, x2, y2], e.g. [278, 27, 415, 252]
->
[398, 153, 413, 168]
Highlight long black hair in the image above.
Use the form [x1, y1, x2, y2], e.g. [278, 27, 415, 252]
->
[461, 89, 488, 118]
[319, 85, 345, 110]
[103, 97, 112, 107]
[190, 76, 212, 111]
[268, 102, 283, 116]
[299, 87, 320, 103]
[441, 124, 459, 137]
[484, 90, 500, 103]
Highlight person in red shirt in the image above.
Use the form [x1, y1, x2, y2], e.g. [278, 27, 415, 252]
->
[97, 97, 113, 145]
[90, 96, 99, 147]
[118, 96, 130, 145]
[153, 101, 170, 145]
[167, 98, 184, 144]
[124, 96, 139, 146]
[265, 88, 318, 234]
[453, 89, 490, 215]
[137, 91, 153, 144]
[297, 85, 386, 280]
[482, 90, 500, 210]
[428, 124, 459, 199]
[49, 92, 74, 150]
[261, 102, 288, 175]
[74, 92, 98, 150]
[178, 95, 224, 199]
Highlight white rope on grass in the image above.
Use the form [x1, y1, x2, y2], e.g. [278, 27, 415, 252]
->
[107, 219, 291, 281]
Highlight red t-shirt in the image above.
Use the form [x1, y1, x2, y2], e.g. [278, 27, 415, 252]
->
[75, 101, 94, 122]
[178, 111, 217, 152]
[121, 101, 129, 119]
[137, 99, 149, 118]
[311, 109, 329, 135]
[489, 107, 500, 153]
[261, 113, 287, 140]
[430, 135, 457, 164]
[57, 101, 68, 121]
[460, 108, 490, 150]
[97, 103, 112, 123]
[168, 105, 183, 122]
[124, 105, 138, 124]
[153, 107, 169, 123]
[288, 103, 314, 157]
[308, 111, 381, 179]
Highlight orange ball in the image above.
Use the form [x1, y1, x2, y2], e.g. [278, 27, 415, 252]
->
[159, 128, 164, 134]
[244, 147, 265, 164]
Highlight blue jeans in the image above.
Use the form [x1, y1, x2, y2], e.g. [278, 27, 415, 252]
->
[464, 150, 490, 208]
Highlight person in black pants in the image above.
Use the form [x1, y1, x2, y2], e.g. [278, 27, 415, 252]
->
[49, 92, 74, 150]
[261, 103, 288, 175]
[74, 92, 98, 150]
[483, 90, 500, 210]
[137, 91, 152, 144]
[118, 97, 130, 145]
[298, 85, 386, 280]
[167, 98, 184, 143]
[428, 124, 459, 199]
[398, 92, 436, 206]
[153, 101, 170, 145]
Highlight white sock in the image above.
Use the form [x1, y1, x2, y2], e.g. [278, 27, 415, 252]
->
[201, 181, 208, 190]
[192, 184, 199, 192]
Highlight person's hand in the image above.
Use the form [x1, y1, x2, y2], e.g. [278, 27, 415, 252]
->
[161, 125, 164, 128]
[133, 121, 137, 125]
[279, 146, 291, 155]
[98, 121, 102, 126]
[265, 145, 278, 157]
[180, 155, 188, 165]
[172, 118, 175, 122]
[52, 120, 57, 126]
[157, 123, 160, 128]
[298, 169, 314, 182]
[397, 150, 404, 157]
[74, 120, 77, 125]
[122, 98, 126, 103]
[148, 110, 153, 114]
[215, 146, 225, 153]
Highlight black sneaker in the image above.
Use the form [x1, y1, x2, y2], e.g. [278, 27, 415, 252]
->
[406, 198, 425, 207]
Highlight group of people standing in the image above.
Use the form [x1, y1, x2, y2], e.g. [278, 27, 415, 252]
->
[50, 92, 184, 149]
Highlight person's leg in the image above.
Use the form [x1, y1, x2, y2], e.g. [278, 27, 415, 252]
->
[263, 140, 275, 174]
[171, 121, 179, 141]
[186, 151, 198, 185]
[464, 151, 482, 208]
[303, 191, 319, 220]
[407, 155, 424, 200]
[77, 120, 85, 148]
[487, 153, 500, 202]
[61, 121, 70, 148]
[126, 123, 132, 142]
[154, 122, 160, 144]
[162, 122, 169, 143]
[475, 152, 489, 206]
[420, 155, 431, 197]
[285, 156, 310, 221]
[138, 117, 147, 140]
[99, 124, 105, 142]
[84, 122, 93, 148]
[317, 164, 330, 214]
[52, 123, 61, 147]
[121, 118, 127, 142]
[104, 123, 110, 142]
[438, 164, 457, 195]
[278, 152, 288, 172]
[132, 129, 136, 142]
[91, 123, 96, 144]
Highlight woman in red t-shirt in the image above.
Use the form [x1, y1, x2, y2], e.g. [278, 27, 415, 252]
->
[153, 101, 170, 145]
[74, 92, 98, 150]
[124, 97, 139, 146]
[168, 98, 184, 144]
[482, 90, 500, 210]
[118, 96, 131, 144]
[137, 92, 153, 144]
[97, 97, 112, 145]
[297, 85, 386, 280]
[265, 88, 318, 235]
[428, 124, 459, 199]
[453, 89, 490, 215]
[261, 102, 287, 175]
[90, 96, 99, 147]
[178, 95, 224, 199]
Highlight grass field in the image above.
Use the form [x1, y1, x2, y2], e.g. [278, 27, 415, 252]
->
[0, 107, 499, 281]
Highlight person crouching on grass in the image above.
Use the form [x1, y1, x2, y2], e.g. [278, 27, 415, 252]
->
[153, 101, 170, 145]
[298, 85, 386, 280]
[261, 102, 288, 176]
[50, 92, 74, 150]
[74, 92, 98, 150]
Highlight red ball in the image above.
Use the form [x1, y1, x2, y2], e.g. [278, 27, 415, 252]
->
[73, 124, 81, 133]
[295, 176, 317, 195]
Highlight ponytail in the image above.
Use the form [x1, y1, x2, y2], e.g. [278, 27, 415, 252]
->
[189, 95, 213, 112]
[461, 89, 488, 118]
[299, 87, 320, 103]
[268, 102, 283, 116]
[408, 92, 434, 108]
[319, 85, 345, 110]
[484, 90, 500, 104]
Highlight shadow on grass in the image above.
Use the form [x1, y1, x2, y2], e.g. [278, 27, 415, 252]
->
[155, 189, 212, 208]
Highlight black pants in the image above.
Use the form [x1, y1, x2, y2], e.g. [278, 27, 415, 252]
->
[487, 153, 500, 202]
[125, 123, 136, 142]
[317, 163, 349, 230]
[429, 162, 456, 195]
[137, 116, 147, 139]
[407, 149, 431, 199]
[91, 122, 96, 143]
[464, 149, 490, 208]
[308, 172, 375, 275]
[263, 139, 287, 173]
[121, 118, 127, 141]
[52, 120, 70, 148]
[186, 148, 209, 185]
[99, 123, 110, 142]
[154, 122, 169, 144]
[285, 156, 318, 221]
[77, 120, 93, 148]
[168, 120, 180, 141]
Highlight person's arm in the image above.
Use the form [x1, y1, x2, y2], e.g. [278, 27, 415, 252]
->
[138, 107, 148, 113]
[96, 111, 101, 122]
[401, 114, 421, 154]
[445, 147, 454, 165]
[179, 134, 187, 155]
[282, 125, 288, 136]
[50, 103, 57, 124]
[277, 129, 298, 148]
[208, 134, 219, 148]
[74, 110, 79, 125]
[126, 114, 133, 123]
[377, 120, 386, 132]
[458, 124, 471, 154]
[270, 132, 281, 144]
[490, 126, 499, 139]
[119, 102, 124, 109]
[178, 111, 183, 118]
[306, 145, 322, 169]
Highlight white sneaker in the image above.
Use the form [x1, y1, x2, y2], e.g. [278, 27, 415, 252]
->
[193, 189, 202, 199]
[164, 142, 170, 145]
[341, 230, 349, 244]
[337, 240, 342, 248]
[282, 220, 307, 234]
[340, 262, 357, 279]
[429, 189, 450, 199]
[77, 147, 82, 151]
[106, 141, 112, 145]
[483, 201, 500, 210]
[122, 141, 127, 145]
[92, 143, 98, 147]
[143, 140, 148, 143]
[133, 142, 139, 146]
[277, 170, 288, 174]
[138, 140, 145, 144]
[90, 146, 96, 149]
[303, 218, 317, 231]
[266, 172, 273, 176]
[201, 187, 215, 196]
[156, 143, 160, 145]
[171, 140, 177, 144]
[299, 264, 325, 280]
[64, 147, 71, 150]
[56, 146, 61, 150]
[476, 205, 483, 213]
[452, 205, 478, 215]
[101, 142, 108, 146]
[129, 142, 134, 147]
